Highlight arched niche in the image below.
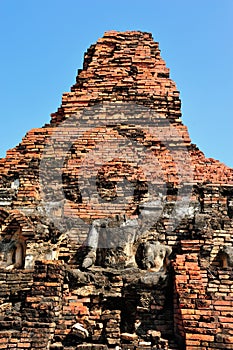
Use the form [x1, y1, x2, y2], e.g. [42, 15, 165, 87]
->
[0, 239, 25, 269]
[0, 210, 35, 270]
[0, 219, 26, 270]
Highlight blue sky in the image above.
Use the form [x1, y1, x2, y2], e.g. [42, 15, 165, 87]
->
[0, 0, 232, 167]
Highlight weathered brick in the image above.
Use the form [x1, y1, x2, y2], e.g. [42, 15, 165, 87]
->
[0, 30, 232, 350]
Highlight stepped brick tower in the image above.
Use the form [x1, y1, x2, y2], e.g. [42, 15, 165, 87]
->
[0, 31, 232, 350]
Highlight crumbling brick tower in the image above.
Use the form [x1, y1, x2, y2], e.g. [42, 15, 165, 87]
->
[0, 31, 232, 350]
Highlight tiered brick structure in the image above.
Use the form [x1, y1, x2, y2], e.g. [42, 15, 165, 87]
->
[0, 31, 232, 350]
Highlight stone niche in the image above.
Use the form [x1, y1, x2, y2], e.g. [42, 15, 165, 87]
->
[0, 31, 232, 350]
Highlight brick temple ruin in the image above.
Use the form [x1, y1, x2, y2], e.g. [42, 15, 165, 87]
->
[0, 31, 232, 350]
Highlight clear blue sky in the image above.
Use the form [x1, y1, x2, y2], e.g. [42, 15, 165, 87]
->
[0, 0, 232, 167]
